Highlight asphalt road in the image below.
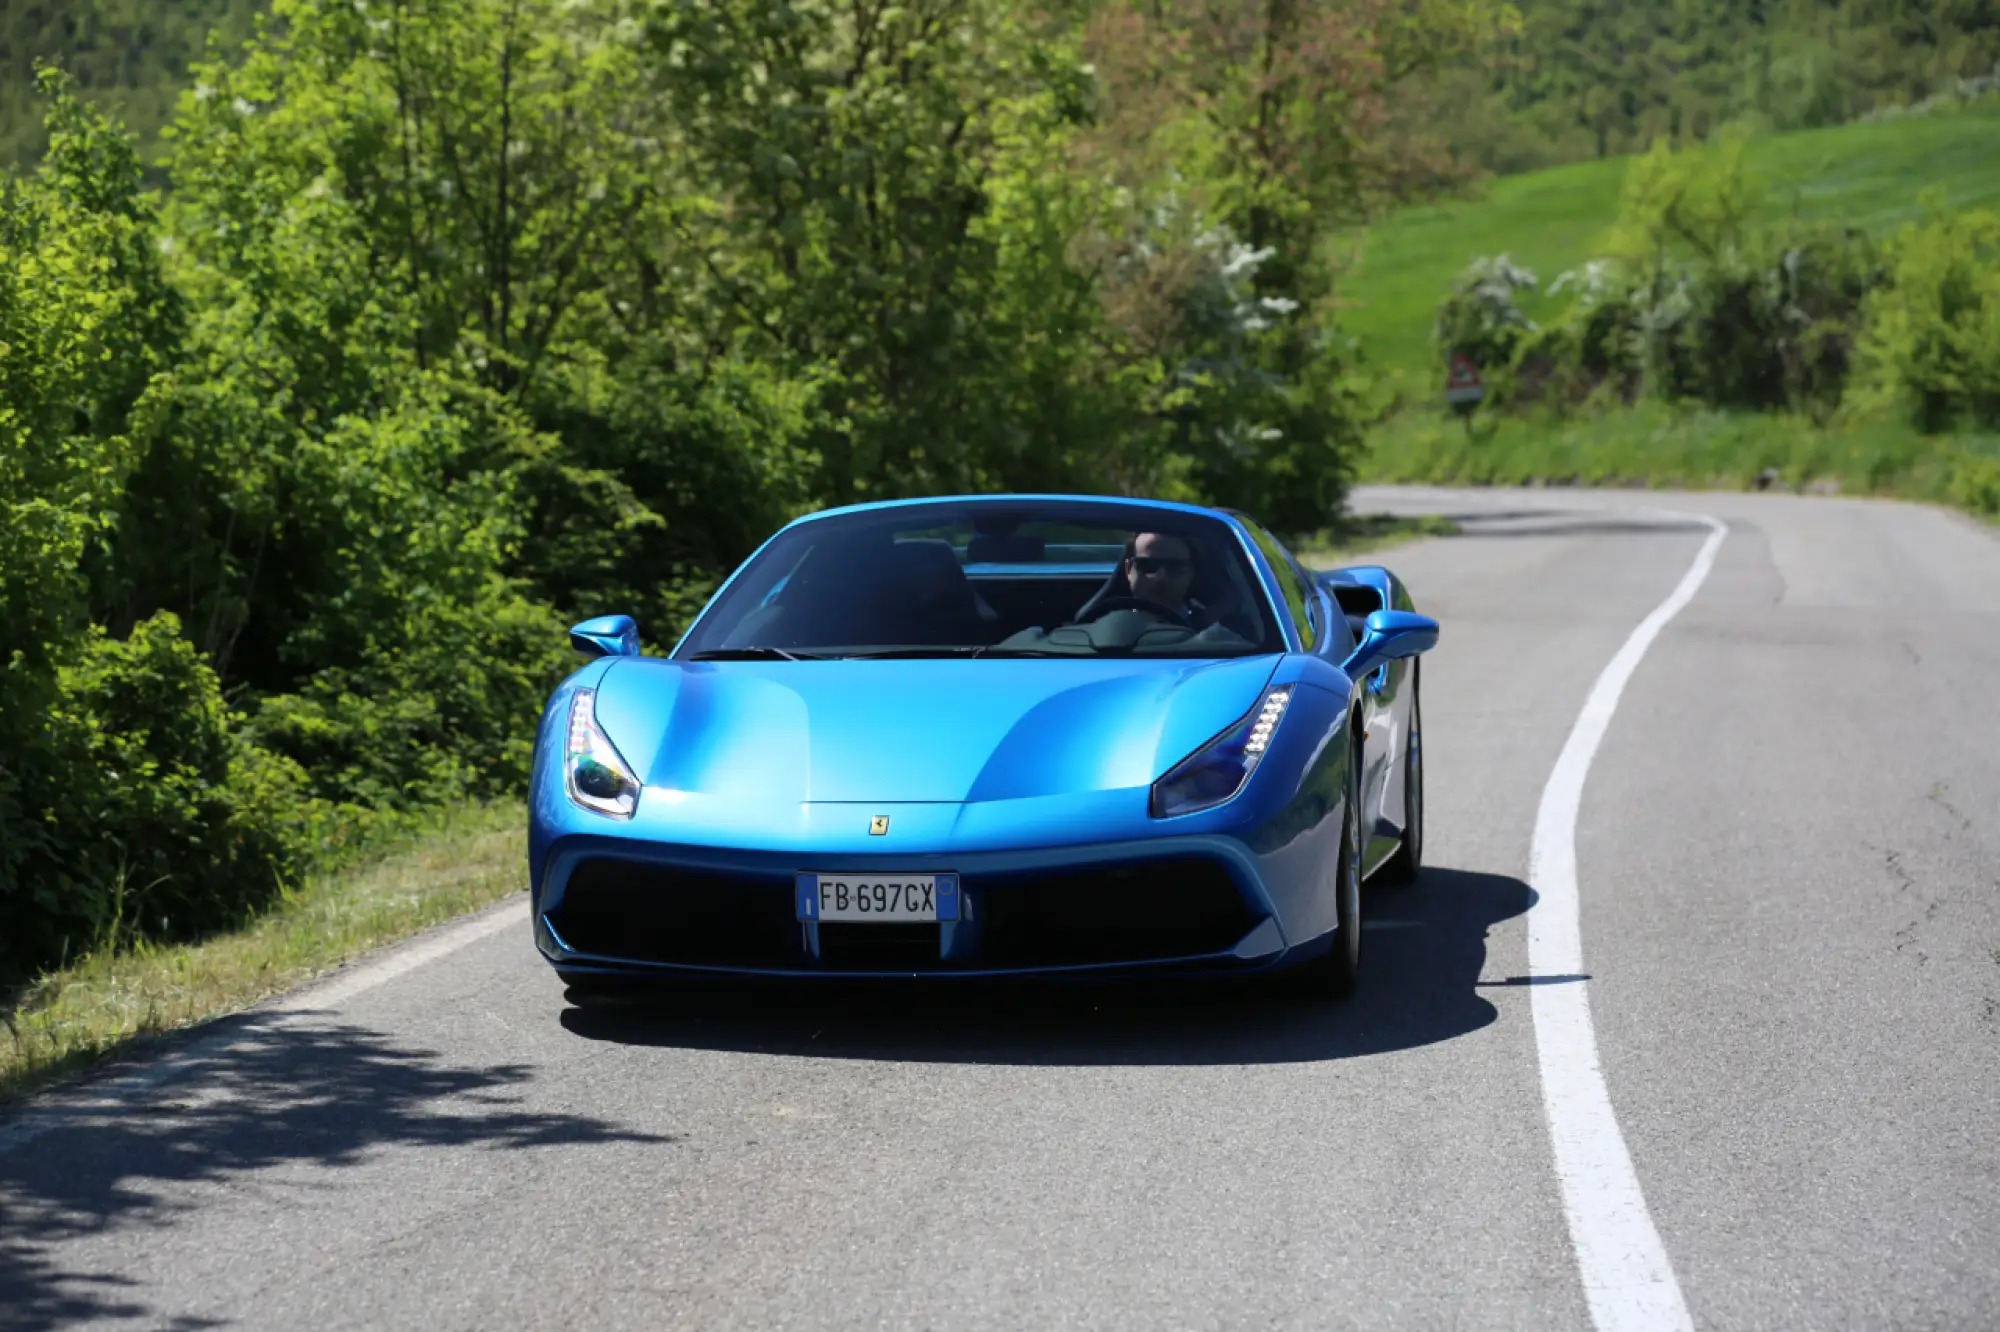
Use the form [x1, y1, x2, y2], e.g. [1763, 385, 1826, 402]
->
[5, 486, 1997, 1331]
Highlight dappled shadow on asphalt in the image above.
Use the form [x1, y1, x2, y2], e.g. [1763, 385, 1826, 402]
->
[0, 1019, 671, 1331]
[560, 866, 1532, 1068]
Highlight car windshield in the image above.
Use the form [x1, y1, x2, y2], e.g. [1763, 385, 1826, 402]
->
[673, 500, 1286, 660]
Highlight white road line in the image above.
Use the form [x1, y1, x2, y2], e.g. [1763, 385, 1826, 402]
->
[0, 896, 528, 1157]
[1529, 508, 1726, 1332]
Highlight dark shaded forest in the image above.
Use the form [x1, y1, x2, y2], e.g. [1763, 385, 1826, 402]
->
[9, 1, 1998, 173]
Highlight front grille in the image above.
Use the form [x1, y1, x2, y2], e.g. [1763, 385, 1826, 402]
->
[549, 855, 1257, 974]
[817, 922, 943, 972]
[548, 859, 803, 968]
[975, 857, 1255, 968]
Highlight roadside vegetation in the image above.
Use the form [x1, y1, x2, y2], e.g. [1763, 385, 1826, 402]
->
[1363, 406, 2000, 513]
[1357, 111, 2000, 518]
[1341, 104, 2000, 385]
[4, 0, 1998, 1082]
[0, 803, 523, 1102]
[2, 0, 1507, 999]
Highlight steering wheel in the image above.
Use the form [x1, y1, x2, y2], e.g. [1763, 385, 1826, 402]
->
[1079, 595, 1192, 629]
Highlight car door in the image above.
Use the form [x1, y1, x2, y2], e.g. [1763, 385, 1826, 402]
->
[1347, 583, 1419, 873]
[1294, 554, 1397, 853]
[1243, 520, 1399, 862]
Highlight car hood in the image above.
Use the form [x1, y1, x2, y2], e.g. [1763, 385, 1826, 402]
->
[589, 655, 1279, 806]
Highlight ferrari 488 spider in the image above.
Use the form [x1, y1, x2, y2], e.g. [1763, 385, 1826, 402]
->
[528, 495, 1437, 999]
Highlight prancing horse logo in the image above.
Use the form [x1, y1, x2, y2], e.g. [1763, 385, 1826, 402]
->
[870, 815, 890, 835]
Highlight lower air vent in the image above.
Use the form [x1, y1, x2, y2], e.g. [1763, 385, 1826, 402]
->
[816, 923, 944, 972]
[548, 860, 803, 968]
[976, 857, 1255, 968]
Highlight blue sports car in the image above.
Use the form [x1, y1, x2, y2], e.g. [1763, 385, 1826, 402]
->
[527, 495, 1437, 1000]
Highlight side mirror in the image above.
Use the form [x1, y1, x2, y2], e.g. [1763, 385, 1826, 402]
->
[1341, 609, 1438, 682]
[569, 614, 641, 659]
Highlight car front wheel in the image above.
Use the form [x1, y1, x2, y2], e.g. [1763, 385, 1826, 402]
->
[1284, 730, 1363, 1000]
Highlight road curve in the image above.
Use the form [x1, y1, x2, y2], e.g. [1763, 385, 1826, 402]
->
[4, 486, 1997, 1331]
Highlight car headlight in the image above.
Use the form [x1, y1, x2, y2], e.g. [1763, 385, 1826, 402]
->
[1150, 686, 1292, 818]
[565, 687, 641, 819]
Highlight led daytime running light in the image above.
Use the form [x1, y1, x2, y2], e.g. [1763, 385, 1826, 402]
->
[1245, 688, 1291, 759]
[565, 687, 641, 819]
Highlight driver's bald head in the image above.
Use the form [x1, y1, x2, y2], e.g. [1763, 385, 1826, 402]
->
[1125, 531, 1194, 610]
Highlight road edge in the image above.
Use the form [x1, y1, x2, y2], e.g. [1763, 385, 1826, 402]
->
[0, 896, 529, 1156]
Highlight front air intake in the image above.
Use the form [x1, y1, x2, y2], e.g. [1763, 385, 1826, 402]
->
[975, 857, 1256, 968]
[548, 860, 803, 968]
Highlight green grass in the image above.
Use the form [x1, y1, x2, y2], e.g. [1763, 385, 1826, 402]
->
[1340, 102, 2000, 387]
[1, 802, 526, 1103]
[1357, 401, 2000, 517]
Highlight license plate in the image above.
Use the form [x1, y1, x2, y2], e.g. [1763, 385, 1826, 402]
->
[796, 873, 960, 923]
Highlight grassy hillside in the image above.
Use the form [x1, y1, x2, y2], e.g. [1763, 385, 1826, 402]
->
[1419, 0, 2000, 176]
[1340, 102, 2000, 388]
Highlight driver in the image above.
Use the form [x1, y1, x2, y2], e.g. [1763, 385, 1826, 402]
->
[1123, 531, 1205, 624]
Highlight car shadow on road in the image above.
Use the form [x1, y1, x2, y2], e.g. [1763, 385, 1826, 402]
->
[0, 1018, 671, 1332]
[559, 865, 1533, 1068]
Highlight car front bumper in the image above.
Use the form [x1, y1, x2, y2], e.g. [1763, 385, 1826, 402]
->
[530, 831, 1310, 980]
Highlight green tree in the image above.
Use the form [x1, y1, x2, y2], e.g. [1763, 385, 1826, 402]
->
[1860, 203, 2000, 430]
[1, 74, 298, 979]
[1078, 0, 1506, 530]
[646, 0, 1119, 502]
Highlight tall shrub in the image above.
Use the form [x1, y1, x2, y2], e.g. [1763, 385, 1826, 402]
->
[0, 76, 300, 981]
[1859, 206, 2000, 431]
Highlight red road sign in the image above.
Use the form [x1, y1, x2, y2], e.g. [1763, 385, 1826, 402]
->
[1446, 354, 1485, 406]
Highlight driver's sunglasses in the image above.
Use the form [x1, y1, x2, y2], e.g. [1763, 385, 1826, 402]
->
[1131, 555, 1191, 575]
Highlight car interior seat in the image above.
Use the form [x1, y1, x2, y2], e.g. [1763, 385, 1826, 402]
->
[1069, 565, 1131, 623]
[815, 537, 987, 646]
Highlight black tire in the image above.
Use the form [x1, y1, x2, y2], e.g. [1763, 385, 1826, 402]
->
[1379, 668, 1423, 885]
[1284, 730, 1364, 1000]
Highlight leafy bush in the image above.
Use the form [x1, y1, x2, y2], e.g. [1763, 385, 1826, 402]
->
[1510, 261, 1648, 408]
[0, 70, 573, 979]
[0, 73, 228, 982]
[1858, 207, 2000, 431]
[1432, 255, 1540, 398]
[1457, 134, 1886, 419]
[4, 614, 308, 977]
[233, 391, 576, 806]
[1641, 224, 1883, 416]
[1952, 450, 2000, 516]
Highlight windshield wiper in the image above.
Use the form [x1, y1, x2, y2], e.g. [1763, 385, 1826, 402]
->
[687, 647, 823, 661]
